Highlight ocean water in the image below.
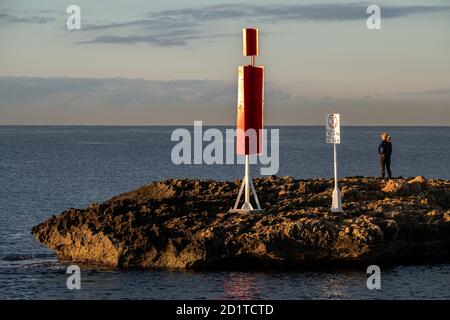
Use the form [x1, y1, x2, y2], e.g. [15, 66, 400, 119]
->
[0, 126, 449, 299]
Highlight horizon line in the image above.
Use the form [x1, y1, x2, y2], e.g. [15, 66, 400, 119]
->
[1, 124, 449, 127]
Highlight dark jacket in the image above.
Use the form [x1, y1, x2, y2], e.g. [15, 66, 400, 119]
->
[378, 140, 392, 157]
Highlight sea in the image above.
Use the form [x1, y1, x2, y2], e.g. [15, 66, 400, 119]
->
[0, 126, 449, 299]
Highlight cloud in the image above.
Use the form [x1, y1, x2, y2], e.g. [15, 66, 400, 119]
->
[392, 88, 450, 96]
[154, 3, 449, 23]
[80, 34, 190, 47]
[0, 77, 291, 124]
[0, 13, 54, 24]
[80, 30, 201, 46]
[80, 30, 235, 46]
[85, 18, 200, 31]
[80, 3, 450, 47]
[1, 3, 448, 47]
[1, 77, 449, 125]
[85, 3, 450, 31]
[0, 77, 235, 112]
[0, 77, 291, 108]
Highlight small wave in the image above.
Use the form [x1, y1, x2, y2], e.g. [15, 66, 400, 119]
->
[2, 253, 55, 261]
[76, 141, 112, 145]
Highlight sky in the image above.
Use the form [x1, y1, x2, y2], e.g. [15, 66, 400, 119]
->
[0, 0, 449, 125]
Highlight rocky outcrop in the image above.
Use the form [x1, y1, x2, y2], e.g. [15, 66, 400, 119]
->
[32, 176, 450, 269]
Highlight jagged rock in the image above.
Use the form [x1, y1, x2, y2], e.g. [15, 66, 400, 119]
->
[32, 176, 450, 269]
[408, 176, 427, 194]
[382, 179, 410, 195]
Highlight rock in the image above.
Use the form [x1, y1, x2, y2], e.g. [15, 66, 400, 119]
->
[382, 179, 410, 195]
[408, 176, 427, 194]
[32, 176, 450, 270]
[411, 176, 426, 184]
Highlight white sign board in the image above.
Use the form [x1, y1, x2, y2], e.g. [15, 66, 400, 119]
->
[326, 113, 340, 144]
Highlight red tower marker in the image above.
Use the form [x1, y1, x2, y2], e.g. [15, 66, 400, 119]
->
[236, 65, 264, 155]
[231, 28, 264, 213]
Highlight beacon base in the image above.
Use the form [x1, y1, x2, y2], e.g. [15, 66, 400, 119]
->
[230, 164, 264, 214]
[331, 188, 343, 212]
[229, 208, 265, 214]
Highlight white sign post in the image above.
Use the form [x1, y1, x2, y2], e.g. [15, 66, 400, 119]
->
[326, 113, 343, 212]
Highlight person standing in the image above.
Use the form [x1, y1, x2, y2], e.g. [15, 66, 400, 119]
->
[378, 132, 392, 178]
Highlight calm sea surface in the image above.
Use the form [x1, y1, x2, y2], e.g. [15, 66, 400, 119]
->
[0, 126, 449, 299]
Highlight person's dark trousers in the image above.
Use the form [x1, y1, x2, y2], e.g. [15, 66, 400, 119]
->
[380, 155, 392, 178]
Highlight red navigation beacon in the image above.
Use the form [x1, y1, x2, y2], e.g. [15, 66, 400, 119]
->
[231, 28, 264, 213]
[236, 28, 264, 155]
